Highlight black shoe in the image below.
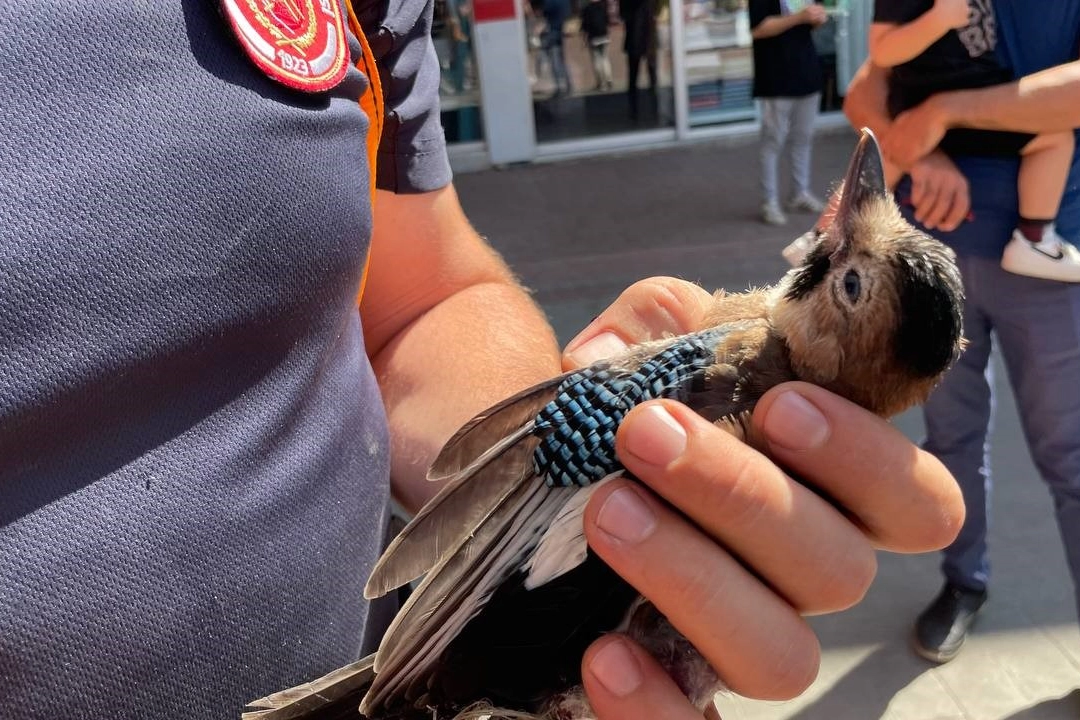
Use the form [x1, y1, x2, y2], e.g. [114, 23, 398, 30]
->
[911, 581, 988, 663]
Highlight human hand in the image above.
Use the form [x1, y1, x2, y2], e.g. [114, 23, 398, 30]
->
[562, 277, 964, 718]
[881, 98, 950, 169]
[906, 150, 971, 231]
[931, 0, 970, 30]
[801, 3, 828, 26]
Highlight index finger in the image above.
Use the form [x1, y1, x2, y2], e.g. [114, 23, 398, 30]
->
[914, 181, 952, 231]
[750, 382, 965, 553]
[938, 179, 971, 232]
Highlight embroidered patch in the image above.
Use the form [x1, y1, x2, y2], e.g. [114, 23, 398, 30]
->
[220, 0, 349, 92]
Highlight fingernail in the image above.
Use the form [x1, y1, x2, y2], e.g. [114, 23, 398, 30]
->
[622, 404, 688, 466]
[589, 638, 644, 697]
[596, 487, 656, 544]
[762, 391, 830, 451]
[566, 331, 628, 366]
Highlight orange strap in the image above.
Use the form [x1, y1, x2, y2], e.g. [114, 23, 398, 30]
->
[346, 2, 384, 304]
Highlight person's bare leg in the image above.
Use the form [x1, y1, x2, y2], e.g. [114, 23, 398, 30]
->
[1017, 131, 1073, 226]
[1003, 131, 1080, 281]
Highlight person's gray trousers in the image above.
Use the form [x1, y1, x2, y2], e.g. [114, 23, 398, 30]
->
[758, 92, 820, 205]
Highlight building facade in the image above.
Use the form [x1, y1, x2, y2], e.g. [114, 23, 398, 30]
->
[432, 0, 874, 169]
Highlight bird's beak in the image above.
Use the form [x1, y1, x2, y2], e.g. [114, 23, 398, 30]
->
[830, 128, 888, 253]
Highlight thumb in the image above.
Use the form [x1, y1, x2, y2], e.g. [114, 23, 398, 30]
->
[562, 277, 714, 369]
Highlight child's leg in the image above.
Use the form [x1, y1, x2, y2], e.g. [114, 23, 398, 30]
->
[1016, 131, 1074, 238]
[1002, 130, 1080, 282]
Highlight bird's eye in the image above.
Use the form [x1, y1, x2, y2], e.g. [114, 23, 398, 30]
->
[843, 269, 861, 303]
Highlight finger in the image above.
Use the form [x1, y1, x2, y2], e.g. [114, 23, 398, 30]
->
[563, 277, 714, 369]
[927, 179, 961, 231]
[750, 382, 965, 553]
[914, 180, 947, 230]
[582, 635, 710, 720]
[928, 182, 959, 232]
[583, 478, 820, 700]
[910, 173, 926, 208]
[614, 400, 877, 616]
[938, 179, 971, 231]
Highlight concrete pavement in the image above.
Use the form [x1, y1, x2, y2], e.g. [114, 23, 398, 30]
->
[453, 129, 1080, 720]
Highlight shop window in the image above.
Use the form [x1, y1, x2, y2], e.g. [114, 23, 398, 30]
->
[433, 0, 486, 143]
[529, 0, 676, 142]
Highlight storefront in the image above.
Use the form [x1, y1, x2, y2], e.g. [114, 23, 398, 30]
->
[432, 0, 874, 169]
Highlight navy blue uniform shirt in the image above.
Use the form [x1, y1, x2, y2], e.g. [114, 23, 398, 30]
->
[0, 2, 450, 718]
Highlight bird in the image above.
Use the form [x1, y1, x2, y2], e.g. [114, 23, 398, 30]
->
[243, 129, 966, 720]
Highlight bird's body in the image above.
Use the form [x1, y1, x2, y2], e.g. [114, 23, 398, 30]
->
[244, 131, 966, 720]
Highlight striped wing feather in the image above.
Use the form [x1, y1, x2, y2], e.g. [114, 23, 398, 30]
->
[364, 373, 576, 600]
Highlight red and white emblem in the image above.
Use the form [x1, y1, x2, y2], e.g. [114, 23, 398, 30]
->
[221, 0, 349, 92]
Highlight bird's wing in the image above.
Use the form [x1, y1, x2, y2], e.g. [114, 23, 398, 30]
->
[363, 480, 569, 713]
[364, 370, 586, 600]
[242, 655, 376, 720]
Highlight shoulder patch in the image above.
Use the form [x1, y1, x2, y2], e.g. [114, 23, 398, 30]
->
[220, 0, 349, 93]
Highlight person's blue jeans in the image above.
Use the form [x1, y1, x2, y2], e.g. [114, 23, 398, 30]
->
[922, 252, 1080, 609]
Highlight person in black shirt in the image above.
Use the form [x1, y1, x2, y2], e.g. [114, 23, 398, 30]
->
[872, 0, 1080, 281]
[749, 0, 828, 227]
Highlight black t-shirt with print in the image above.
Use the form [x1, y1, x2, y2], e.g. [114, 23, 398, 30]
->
[874, 0, 1013, 116]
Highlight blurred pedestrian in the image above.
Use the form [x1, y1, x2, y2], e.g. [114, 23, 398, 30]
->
[619, 0, 658, 118]
[581, 0, 614, 91]
[845, 0, 1080, 663]
[543, 0, 573, 95]
[749, 0, 828, 227]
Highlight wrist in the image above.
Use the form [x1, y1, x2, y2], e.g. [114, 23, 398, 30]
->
[925, 91, 961, 130]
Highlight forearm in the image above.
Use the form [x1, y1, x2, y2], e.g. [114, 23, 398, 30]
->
[932, 59, 1080, 134]
[751, 13, 803, 39]
[843, 60, 904, 184]
[362, 186, 560, 513]
[868, 20, 946, 67]
[370, 282, 558, 513]
[843, 60, 894, 139]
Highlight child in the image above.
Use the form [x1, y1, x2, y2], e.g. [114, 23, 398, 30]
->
[580, 0, 613, 91]
[871, 0, 1080, 282]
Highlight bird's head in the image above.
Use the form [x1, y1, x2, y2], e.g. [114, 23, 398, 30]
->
[771, 129, 966, 417]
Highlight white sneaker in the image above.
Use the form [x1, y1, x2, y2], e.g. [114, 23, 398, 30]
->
[761, 201, 787, 226]
[782, 230, 818, 267]
[1001, 227, 1080, 282]
[786, 192, 825, 214]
